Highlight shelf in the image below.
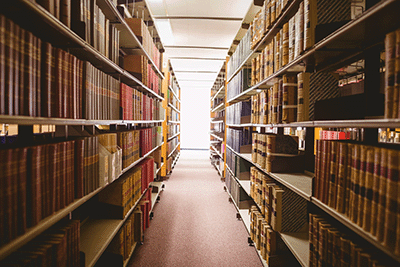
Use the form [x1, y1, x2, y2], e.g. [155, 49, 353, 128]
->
[226, 145, 313, 201]
[100, 0, 165, 80]
[168, 132, 180, 141]
[311, 197, 400, 264]
[211, 102, 225, 113]
[171, 152, 180, 169]
[0, 187, 102, 261]
[149, 182, 163, 213]
[156, 162, 164, 175]
[210, 145, 223, 159]
[279, 232, 310, 267]
[168, 143, 180, 158]
[210, 118, 224, 124]
[210, 133, 223, 142]
[80, 188, 148, 267]
[123, 242, 138, 267]
[168, 86, 181, 103]
[168, 120, 181, 124]
[227, 0, 302, 83]
[168, 103, 180, 114]
[1, 0, 164, 101]
[211, 85, 225, 102]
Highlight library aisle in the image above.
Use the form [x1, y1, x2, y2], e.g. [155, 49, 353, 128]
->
[127, 149, 262, 267]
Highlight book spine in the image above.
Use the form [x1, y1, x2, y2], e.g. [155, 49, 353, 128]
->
[5, 18, 14, 115]
[385, 31, 396, 118]
[383, 149, 398, 248]
[336, 142, 348, 213]
[350, 144, 361, 222]
[328, 141, 338, 209]
[41, 42, 52, 117]
[395, 29, 400, 118]
[60, 0, 71, 28]
[376, 148, 388, 242]
[356, 145, 368, 226]
[370, 147, 382, 237]
[35, 34, 42, 117]
[361, 146, 374, 231]
[344, 143, 353, 217]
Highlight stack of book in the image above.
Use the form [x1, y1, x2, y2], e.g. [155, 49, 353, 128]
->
[227, 26, 252, 78]
[140, 127, 161, 157]
[105, 207, 143, 263]
[227, 68, 252, 100]
[226, 100, 251, 125]
[314, 140, 400, 255]
[309, 213, 395, 267]
[123, 55, 160, 95]
[98, 166, 142, 219]
[83, 61, 121, 120]
[120, 83, 163, 121]
[225, 171, 252, 209]
[117, 130, 140, 169]
[168, 106, 179, 122]
[252, 133, 302, 173]
[226, 128, 252, 153]
[0, 220, 80, 266]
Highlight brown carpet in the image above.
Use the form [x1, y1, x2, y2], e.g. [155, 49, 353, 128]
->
[127, 149, 262, 267]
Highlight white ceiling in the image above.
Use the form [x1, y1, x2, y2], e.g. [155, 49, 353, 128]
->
[146, 0, 253, 90]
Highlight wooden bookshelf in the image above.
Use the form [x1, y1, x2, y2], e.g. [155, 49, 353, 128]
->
[169, 86, 181, 103]
[168, 103, 180, 113]
[279, 232, 309, 267]
[168, 132, 181, 141]
[211, 102, 225, 113]
[210, 133, 224, 142]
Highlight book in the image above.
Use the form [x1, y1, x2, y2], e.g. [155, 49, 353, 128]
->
[361, 146, 374, 231]
[376, 148, 388, 242]
[327, 141, 338, 209]
[335, 142, 348, 213]
[297, 72, 310, 122]
[282, 74, 297, 123]
[385, 31, 396, 118]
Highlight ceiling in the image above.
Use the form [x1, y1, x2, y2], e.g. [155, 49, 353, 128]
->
[146, 0, 254, 91]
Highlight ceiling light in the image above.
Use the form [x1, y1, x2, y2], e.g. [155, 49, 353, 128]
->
[154, 19, 174, 46]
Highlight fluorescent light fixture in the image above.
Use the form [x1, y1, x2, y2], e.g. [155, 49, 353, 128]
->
[155, 19, 174, 46]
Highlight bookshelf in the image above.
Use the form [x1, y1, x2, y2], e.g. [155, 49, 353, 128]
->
[213, 0, 400, 266]
[161, 60, 181, 177]
[0, 0, 167, 265]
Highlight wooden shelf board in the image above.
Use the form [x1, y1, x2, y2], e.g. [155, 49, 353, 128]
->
[168, 120, 181, 124]
[211, 85, 225, 102]
[168, 132, 181, 141]
[168, 142, 180, 158]
[211, 102, 226, 113]
[280, 232, 310, 267]
[238, 180, 251, 196]
[168, 86, 181, 102]
[120, 143, 163, 176]
[150, 182, 163, 212]
[123, 242, 138, 267]
[168, 103, 180, 113]
[0, 187, 102, 261]
[210, 133, 223, 142]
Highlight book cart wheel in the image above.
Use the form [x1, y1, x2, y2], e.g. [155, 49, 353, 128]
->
[150, 211, 154, 220]
[236, 213, 241, 221]
[248, 237, 254, 247]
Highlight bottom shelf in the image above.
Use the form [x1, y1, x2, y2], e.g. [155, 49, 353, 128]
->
[150, 182, 164, 213]
[123, 242, 138, 267]
[280, 232, 309, 267]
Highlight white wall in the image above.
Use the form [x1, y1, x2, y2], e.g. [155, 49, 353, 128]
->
[180, 87, 210, 149]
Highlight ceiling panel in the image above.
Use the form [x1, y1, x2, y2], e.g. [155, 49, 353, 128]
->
[147, 0, 252, 18]
[170, 19, 241, 48]
[164, 47, 228, 60]
[174, 72, 219, 82]
[170, 58, 224, 72]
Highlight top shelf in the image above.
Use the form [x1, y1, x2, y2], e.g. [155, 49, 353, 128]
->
[227, 0, 302, 83]
[96, 0, 165, 80]
[0, 0, 164, 101]
[227, 0, 400, 103]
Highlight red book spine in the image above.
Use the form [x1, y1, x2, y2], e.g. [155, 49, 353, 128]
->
[120, 83, 125, 120]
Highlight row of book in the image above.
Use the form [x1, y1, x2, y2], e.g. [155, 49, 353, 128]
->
[0, 136, 99, 246]
[226, 101, 251, 125]
[105, 207, 142, 264]
[99, 133, 122, 185]
[168, 107, 179, 122]
[309, 213, 394, 267]
[250, 167, 308, 233]
[314, 140, 400, 255]
[384, 28, 400, 119]
[225, 170, 252, 209]
[116, 127, 162, 170]
[167, 150, 179, 174]
[169, 76, 180, 96]
[0, 220, 80, 267]
[168, 89, 179, 108]
[125, 18, 161, 71]
[167, 137, 179, 156]
[252, 133, 302, 173]
[226, 68, 251, 101]
[120, 83, 164, 121]
[167, 124, 180, 139]
[227, 26, 252, 78]
[124, 55, 161, 96]
[211, 123, 224, 134]
[226, 148, 252, 180]
[37, 0, 120, 65]
[226, 128, 252, 154]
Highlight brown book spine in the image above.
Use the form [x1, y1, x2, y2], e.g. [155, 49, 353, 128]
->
[0, 15, 5, 114]
[35, 36, 41, 117]
[385, 31, 396, 118]
[62, 50, 69, 118]
[323, 141, 331, 204]
[394, 29, 400, 118]
[41, 42, 52, 117]
[55, 48, 63, 117]
[376, 148, 388, 242]
[36, 0, 55, 15]
[370, 147, 382, 237]
[75, 139, 84, 199]
[5, 18, 14, 115]
[361, 146, 374, 231]
[336, 142, 348, 213]
[383, 149, 398, 248]
[60, 0, 71, 28]
[47, 144, 56, 215]
[17, 148, 28, 236]
[328, 141, 338, 209]
[349, 144, 360, 222]
[314, 139, 321, 199]
[16, 26, 24, 117]
[356, 144, 368, 226]
[344, 143, 353, 217]
[54, 0, 60, 19]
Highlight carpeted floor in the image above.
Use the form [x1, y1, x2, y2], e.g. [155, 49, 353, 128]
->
[127, 149, 262, 267]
